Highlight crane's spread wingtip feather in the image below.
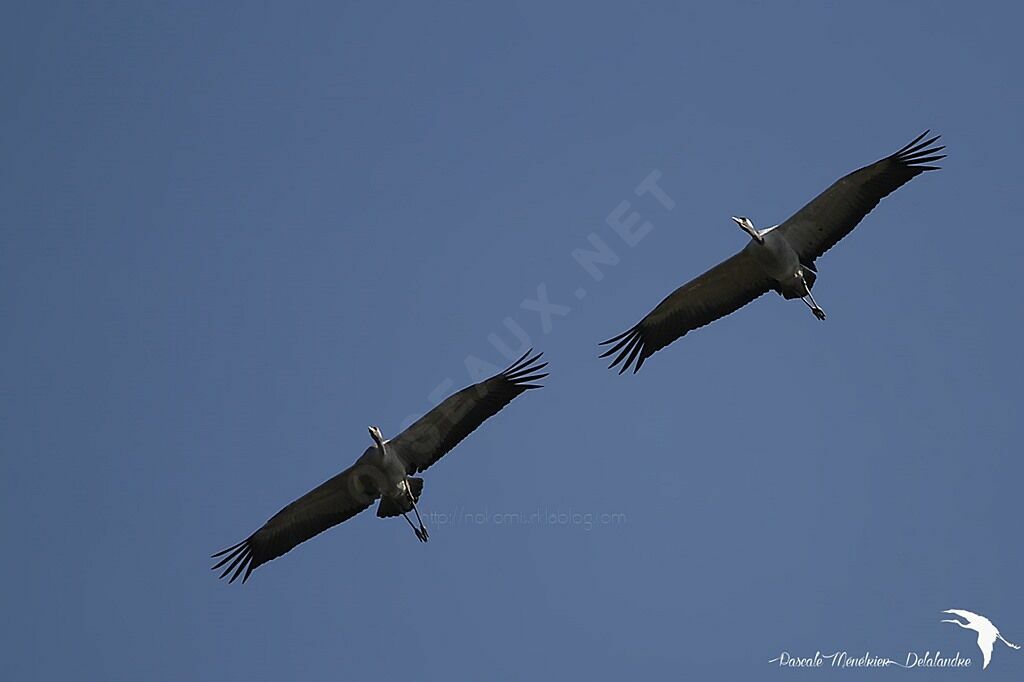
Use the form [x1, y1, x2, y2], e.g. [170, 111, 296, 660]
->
[599, 328, 634, 346]
[505, 357, 545, 379]
[909, 147, 946, 159]
[619, 335, 641, 361]
[897, 136, 944, 166]
[227, 564, 245, 584]
[904, 146, 945, 161]
[895, 131, 942, 159]
[599, 329, 638, 358]
[521, 350, 542, 365]
[904, 147, 944, 161]
[212, 537, 257, 582]
[910, 154, 945, 164]
[501, 349, 535, 374]
[211, 539, 245, 558]
[523, 354, 545, 369]
[518, 352, 544, 373]
[501, 353, 548, 388]
[608, 336, 635, 369]
[908, 134, 941, 152]
[635, 352, 649, 373]
[229, 551, 251, 583]
[896, 130, 930, 155]
[212, 545, 243, 570]
[608, 332, 643, 374]
[218, 547, 248, 579]
[622, 338, 644, 374]
[223, 547, 252, 583]
[517, 361, 548, 374]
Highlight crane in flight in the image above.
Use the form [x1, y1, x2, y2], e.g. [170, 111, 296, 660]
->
[211, 350, 548, 584]
[600, 131, 944, 373]
[941, 609, 1020, 669]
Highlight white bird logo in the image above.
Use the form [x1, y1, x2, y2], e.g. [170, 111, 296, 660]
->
[941, 609, 1020, 669]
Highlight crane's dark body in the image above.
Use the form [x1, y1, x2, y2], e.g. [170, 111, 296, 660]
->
[743, 228, 811, 300]
[601, 131, 944, 373]
[352, 436, 421, 519]
[212, 350, 547, 583]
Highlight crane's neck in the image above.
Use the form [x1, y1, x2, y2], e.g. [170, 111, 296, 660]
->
[743, 223, 764, 244]
[372, 435, 388, 460]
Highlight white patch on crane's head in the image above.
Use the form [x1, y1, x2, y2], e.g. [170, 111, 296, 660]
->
[368, 425, 384, 444]
[732, 216, 763, 243]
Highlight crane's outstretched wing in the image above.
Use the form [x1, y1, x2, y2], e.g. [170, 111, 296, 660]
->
[943, 609, 984, 622]
[599, 250, 773, 373]
[979, 637, 994, 669]
[390, 350, 547, 474]
[211, 464, 381, 584]
[778, 131, 944, 264]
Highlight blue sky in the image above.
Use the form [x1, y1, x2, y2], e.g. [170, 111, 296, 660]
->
[3, 1, 1023, 680]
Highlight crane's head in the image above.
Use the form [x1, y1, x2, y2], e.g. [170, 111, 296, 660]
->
[731, 216, 764, 244]
[367, 425, 385, 447]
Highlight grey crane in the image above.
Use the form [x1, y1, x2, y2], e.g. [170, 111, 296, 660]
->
[600, 131, 944, 373]
[211, 350, 547, 583]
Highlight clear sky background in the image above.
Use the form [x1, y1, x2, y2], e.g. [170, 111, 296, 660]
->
[3, 2, 1022, 680]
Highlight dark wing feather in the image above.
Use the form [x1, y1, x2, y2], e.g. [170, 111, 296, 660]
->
[599, 250, 772, 374]
[211, 464, 380, 584]
[390, 350, 547, 474]
[778, 131, 944, 263]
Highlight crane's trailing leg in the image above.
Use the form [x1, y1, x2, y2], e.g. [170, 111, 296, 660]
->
[402, 511, 428, 543]
[405, 480, 429, 541]
[997, 634, 1021, 650]
[799, 271, 826, 321]
[409, 497, 429, 541]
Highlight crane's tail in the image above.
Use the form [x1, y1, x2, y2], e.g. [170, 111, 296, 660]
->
[997, 633, 1021, 650]
[376, 478, 424, 518]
